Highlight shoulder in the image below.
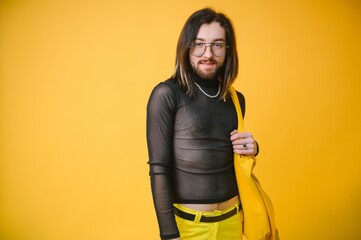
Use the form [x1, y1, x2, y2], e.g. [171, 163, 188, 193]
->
[148, 78, 180, 110]
[151, 79, 177, 96]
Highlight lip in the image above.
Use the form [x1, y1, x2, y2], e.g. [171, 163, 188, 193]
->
[199, 62, 216, 69]
[199, 60, 216, 65]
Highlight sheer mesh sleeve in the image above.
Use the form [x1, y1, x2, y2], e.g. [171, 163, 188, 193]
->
[146, 82, 180, 239]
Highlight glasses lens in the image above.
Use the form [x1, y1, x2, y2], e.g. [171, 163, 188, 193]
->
[191, 44, 205, 57]
[212, 43, 227, 56]
[190, 43, 227, 57]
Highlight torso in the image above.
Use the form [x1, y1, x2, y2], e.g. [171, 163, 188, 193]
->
[169, 78, 240, 204]
[148, 78, 245, 205]
[180, 195, 239, 211]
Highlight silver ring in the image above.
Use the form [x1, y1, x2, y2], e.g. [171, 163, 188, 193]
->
[243, 144, 247, 150]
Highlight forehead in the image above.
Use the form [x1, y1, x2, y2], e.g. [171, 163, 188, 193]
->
[195, 21, 226, 42]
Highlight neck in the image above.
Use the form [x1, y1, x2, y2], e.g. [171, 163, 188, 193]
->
[195, 76, 219, 89]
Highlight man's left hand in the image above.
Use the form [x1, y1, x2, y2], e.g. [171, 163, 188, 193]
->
[230, 130, 258, 156]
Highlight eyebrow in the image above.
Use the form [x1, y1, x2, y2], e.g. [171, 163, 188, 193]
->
[194, 38, 226, 42]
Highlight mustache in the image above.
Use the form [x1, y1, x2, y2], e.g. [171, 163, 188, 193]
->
[199, 58, 217, 64]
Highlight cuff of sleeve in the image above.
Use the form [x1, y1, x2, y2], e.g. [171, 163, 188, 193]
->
[161, 232, 180, 240]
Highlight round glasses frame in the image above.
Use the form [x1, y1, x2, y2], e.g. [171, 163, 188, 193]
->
[190, 42, 229, 57]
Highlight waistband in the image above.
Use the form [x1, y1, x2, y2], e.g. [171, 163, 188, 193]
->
[173, 202, 242, 223]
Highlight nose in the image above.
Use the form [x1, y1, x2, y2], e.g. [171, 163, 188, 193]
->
[202, 44, 213, 58]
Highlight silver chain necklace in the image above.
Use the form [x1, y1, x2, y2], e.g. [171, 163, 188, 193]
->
[194, 82, 221, 98]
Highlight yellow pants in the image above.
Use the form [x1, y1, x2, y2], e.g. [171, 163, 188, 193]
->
[174, 202, 243, 240]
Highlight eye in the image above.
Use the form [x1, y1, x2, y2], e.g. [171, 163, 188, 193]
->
[213, 43, 224, 49]
[193, 42, 204, 48]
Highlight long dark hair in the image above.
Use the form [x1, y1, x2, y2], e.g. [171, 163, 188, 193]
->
[173, 8, 238, 100]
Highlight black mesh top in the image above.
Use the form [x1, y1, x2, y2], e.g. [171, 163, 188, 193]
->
[146, 77, 245, 239]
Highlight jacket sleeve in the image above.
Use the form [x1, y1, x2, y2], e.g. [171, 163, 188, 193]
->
[146, 82, 180, 240]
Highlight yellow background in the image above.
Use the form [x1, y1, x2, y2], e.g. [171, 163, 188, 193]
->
[1, 0, 360, 239]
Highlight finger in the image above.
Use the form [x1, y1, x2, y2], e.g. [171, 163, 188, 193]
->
[232, 139, 247, 146]
[235, 136, 255, 145]
[233, 149, 255, 155]
[230, 134, 240, 141]
[230, 132, 243, 141]
[233, 142, 256, 155]
[231, 136, 254, 145]
[230, 129, 238, 135]
[230, 132, 254, 142]
[233, 143, 255, 150]
[237, 132, 252, 138]
[230, 133, 250, 142]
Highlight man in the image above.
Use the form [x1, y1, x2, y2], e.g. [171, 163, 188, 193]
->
[147, 8, 258, 240]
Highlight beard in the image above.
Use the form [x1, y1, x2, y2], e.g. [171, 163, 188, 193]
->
[191, 58, 223, 80]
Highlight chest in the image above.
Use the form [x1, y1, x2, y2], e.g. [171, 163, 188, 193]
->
[174, 95, 238, 138]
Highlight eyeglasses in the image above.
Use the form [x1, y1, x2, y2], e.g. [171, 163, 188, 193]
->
[190, 42, 229, 57]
